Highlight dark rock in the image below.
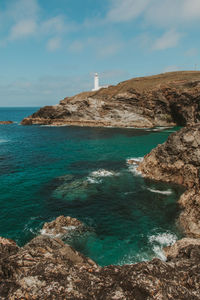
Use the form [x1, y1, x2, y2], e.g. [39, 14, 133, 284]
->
[138, 124, 200, 237]
[21, 71, 200, 128]
[0, 121, 13, 125]
[0, 232, 200, 299]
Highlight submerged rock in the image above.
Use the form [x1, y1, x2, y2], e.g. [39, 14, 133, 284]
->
[0, 223, 200, 299]
[21, 71, 200, 128]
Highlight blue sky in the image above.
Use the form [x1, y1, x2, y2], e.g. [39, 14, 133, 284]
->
[0, 0, 200, 106]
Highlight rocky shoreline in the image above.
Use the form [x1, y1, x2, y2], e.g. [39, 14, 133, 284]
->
[1, 125, 200, 298]
[3, 74, 200, 298]
[1, 215, 200, 299]
[137, 124, 200, 238]
[21, 71, 200, 128]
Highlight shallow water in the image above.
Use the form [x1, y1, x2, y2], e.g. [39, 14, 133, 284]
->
[0, 107, 184, 266]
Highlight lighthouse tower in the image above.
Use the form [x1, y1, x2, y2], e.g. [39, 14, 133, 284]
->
[92, 73, 109, 91]
[92, 73, 100, 91]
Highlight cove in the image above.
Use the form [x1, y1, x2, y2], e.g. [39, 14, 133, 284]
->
[0, 108, 184, 266]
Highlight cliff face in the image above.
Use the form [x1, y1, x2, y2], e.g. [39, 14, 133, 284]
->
[138, 124, 200, 238]
[21, 71, 200, 128]
[1, 216, 200, 299]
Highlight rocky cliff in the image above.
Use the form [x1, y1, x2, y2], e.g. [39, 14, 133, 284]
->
[1, 216, 200, 299]
[21, 71, 200, 128]
[138, 124, 200, 238]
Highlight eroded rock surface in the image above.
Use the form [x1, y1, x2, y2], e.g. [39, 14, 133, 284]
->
[41, 215, 84, 237]
[21, 71, 200, 128]
[138, 124, 200, 238]
[0, 231, 200, 299]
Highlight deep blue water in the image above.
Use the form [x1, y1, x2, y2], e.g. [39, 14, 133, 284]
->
[0, 107, 183, 266]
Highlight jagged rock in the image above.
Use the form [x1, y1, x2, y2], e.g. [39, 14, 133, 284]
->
[0, 237, 19, 259]
[164, 238, 200, 259]
[138, 124, 200, 237]
[41, 215, 84, 237]
[21, 71, 200, 128]
[0, 121, 13, 125]
[0, 232, 200, 299]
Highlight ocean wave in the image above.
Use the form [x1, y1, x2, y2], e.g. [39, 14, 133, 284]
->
[126, 157, 143, 164]
[126, 157, 143, 176]
[148, 232, 177, 261]
[87, 169, 118, 183]
[119, 251, 149, 266]
[0, 139, 8, 143]
[147, 188, 172, 195]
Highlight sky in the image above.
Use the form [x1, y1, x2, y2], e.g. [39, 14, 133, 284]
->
[0, 0, 200, 106]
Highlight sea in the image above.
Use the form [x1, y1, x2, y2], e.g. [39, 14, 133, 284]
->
[0, 107, 184, 266]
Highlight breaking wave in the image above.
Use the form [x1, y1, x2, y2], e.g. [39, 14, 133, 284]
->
[148, 232, 177, 261]
[87, 169, 119, 183]
[126, 157, 143, 176]
[147, 188, 173, 195]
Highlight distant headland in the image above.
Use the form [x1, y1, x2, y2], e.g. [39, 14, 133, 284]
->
[21, 71, 200, 128]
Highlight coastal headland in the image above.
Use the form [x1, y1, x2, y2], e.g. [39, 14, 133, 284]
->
[21, 71, 200, 128]
[2, 72, 200, 298]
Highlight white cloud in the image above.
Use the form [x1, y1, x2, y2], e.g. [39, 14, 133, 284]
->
[105, 0, 200, 27]
[9, 19, 37, 40]
[107, 0, 149, 22]
[182, 0, 200, 20]
[4, 0, 39, 24]
[0, 0, 77, 48]
[41, 16, 66, 35]
[69, 41, 84, 53]
[47, 37, 61, 51]
[152, 30, 182, 51]
[146, 0, 200, 27]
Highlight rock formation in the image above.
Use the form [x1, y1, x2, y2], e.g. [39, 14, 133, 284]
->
[138, 124, 200, 238]
[41, 215, 85, 237]
[0, 121, 13, 125]
[21, 71, 200, 128]
[1, 220, 200, 299]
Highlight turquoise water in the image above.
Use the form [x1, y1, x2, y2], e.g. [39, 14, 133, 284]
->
[0, 108, 183, 266]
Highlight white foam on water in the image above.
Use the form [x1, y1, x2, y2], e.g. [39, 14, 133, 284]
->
[87, 177, 101, 184]
[147, 188, 173, 195]
[0, 139, 8, 143]
[128, 165, 142, 176]
[41, 225, 78, 238]
[146, 126, 173, 132]
[62, 225, 76, 231]
[91, 169, 117, 177]
[126, 157, 143, 176]
[40, 228, 62, 238]
[126, 157, 143, 164]
[119, 252, 149, 266]
[87, 169, 118, 183]
[148, 232, 177, 261]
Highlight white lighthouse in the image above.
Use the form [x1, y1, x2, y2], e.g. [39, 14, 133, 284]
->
[92, 73, 109, 91]
[92, 73, 100, 91]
